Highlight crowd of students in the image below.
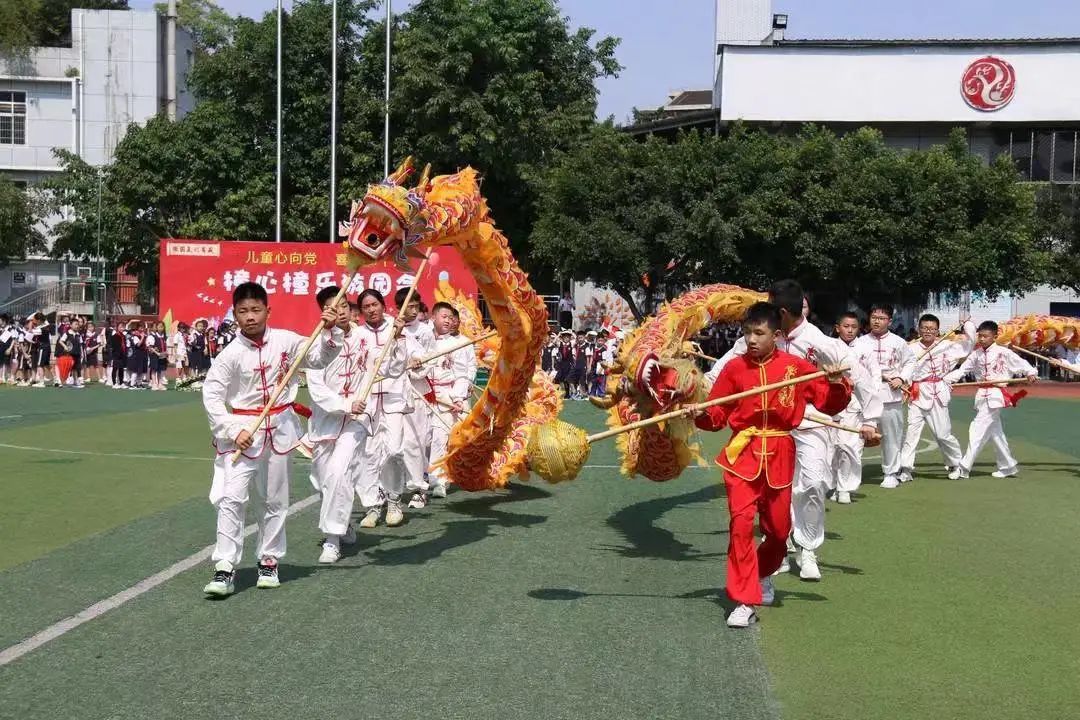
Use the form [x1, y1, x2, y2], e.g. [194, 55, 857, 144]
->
[0, 312, 236, 390]
[541, 328, 623, 400]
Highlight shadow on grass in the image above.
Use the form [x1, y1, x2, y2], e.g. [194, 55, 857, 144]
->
[601, 484, 725, 562]
[326, 483, 551, 568]
[528, 586, 724, 605]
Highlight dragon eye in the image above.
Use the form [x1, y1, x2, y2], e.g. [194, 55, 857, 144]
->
[365, 233, 380, 247]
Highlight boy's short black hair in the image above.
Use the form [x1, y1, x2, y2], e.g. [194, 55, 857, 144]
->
[394, 286, 422, 308]
[869, 302, 894, 318]
[977, 320, 999, 334]
[348, 301, 359, 311]
[836, 311, 860, 324]
[918, 313, 940, 327]
[742, 302, 782, 331]
[767, 280, 803, 316]
[316, 286, 341, 308]
[357, 289, 385, 308]
[431, 301, 455, 315]
[232, 282, 268, 307]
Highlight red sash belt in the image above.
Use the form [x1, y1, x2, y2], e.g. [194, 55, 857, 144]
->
[231, 402, 312, 419]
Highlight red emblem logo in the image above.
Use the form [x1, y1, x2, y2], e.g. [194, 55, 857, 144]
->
[961, 56, 1016, 112]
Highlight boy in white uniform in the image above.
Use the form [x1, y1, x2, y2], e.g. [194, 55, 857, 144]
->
[852, 304, 915, 489]
[353, 289, 410, 528]
[395, 286, 437, 509]
[899, 314, 976, 481]
[306, 286, 367, 564]
[830, 312, 882, 504]
[201, 282, 343, 596]
[423, 303, 477, 497]
[944, 321, 1037, 478]
[702, 281, 881, 581]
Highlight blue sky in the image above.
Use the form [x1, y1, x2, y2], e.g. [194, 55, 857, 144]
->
[130, 0, 1080, 122]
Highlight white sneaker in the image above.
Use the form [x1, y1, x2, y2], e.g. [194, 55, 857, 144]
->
[385, 501, 404, 527]
[773, 555, 791, 576]
[256, 558, 280, 589]
[431, 484, 447, 499]
[992, 467, 1018, 479]
[947, 467, 962, 480]
[798, 549, 821, 581]
[202, 560, 235, 597]
[727, 604, 758, 628]
[880, 475, 900, 489]
[318, 540, 341, 565]
[341, 524, 357, 545]
[899, 470, 913, 484]
[359, 508, 381, 528]
[836, 490, 852, 504]
[408, 492, 427, 509]
[760, 577, 775, 606]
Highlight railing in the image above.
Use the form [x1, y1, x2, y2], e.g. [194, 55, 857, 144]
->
[0, 279, 141, 319]
[0, 281, 66, 317]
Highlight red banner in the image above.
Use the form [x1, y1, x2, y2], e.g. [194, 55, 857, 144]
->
[158, 239, 477, 333]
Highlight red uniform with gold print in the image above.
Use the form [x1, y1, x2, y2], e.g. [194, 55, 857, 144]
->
[695, 350, 851, 606]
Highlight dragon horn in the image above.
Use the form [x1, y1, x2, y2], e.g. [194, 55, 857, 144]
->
[387, 156, 414, 185]
[415, 163, 433, 196]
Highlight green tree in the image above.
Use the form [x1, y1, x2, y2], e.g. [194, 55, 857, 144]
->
[45, 0, 619, 299]
[0, 0, 40, 56]
[353, 0, 620, 256]
[1033, 184, 1080, 292]
[533, 124, 1053, 319]
[154, 0, 233, 53]
[0, 177, 45, 266]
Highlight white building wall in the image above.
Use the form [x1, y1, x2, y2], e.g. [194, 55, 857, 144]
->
[718, 45, 1080, 123]
[0, 9, 194, 173]
[0, 9, 194, 304]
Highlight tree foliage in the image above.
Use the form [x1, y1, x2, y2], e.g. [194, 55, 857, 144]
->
[0, 0, 40, 56]
[44, 0, 618, 294]
[532, 124, 1054, 319]
[155, 0, 233, 53]
[0, 177, 45, 266]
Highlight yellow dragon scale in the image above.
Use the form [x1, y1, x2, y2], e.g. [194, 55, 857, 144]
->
[419, 172, 550, 490]
[435, 279, 563, 487]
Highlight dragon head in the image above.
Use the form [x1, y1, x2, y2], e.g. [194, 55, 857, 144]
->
[340, 157, 433, 267]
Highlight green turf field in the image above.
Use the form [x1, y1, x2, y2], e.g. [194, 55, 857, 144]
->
[1, 386, 1078, 719]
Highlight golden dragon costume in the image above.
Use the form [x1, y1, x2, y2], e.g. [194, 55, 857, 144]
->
[591, 283, 765, 481]
[995, 315, 1080, 349]
[434, 279, 563, 485]
[342, 159, 549, 491]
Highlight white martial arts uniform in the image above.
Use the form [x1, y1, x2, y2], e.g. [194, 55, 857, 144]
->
[202, 326, 342, 568]
[307, 326, 369, 537]
[852, 331, 915, 481]
[401, 318, 436, 494]
[899, 321, 976, 473]
[352, 319, 409, 509]
[944, 344, 1036, 475]
[706, 321, 882, 552]
[831, 340, 882, 494]
[425, 332, 478, 491]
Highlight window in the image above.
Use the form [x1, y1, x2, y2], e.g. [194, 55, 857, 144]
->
[1005, 129, 1079, 183]
[0, 91, 26, 145]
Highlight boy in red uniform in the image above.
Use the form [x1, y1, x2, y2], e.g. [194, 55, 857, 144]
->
[695, 302, 852, 628]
